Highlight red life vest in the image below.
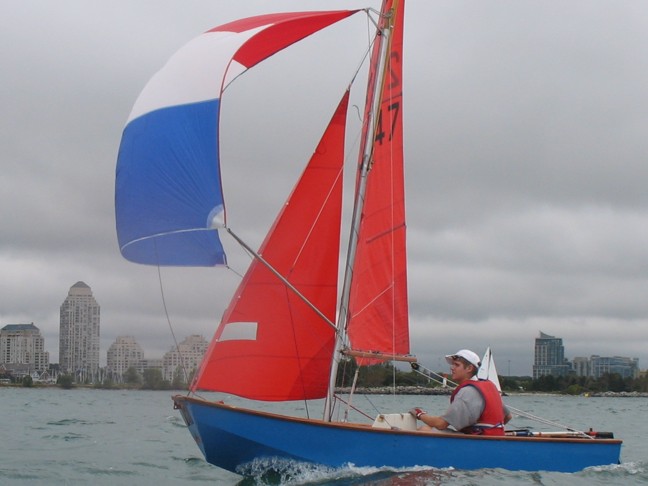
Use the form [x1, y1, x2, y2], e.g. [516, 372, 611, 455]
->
[450, 379, 505, 436]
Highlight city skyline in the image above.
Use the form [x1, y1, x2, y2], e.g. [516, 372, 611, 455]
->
[3, 315, 642, 377]
[1, 320, 209, 378]
[1, 280, 209, 372]
[1, 317, 209, 370]
[533, 331, 639, 379]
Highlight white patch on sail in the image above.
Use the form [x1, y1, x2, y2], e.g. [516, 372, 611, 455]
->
[127, 28, 261, 123]
[207, 205, 225, 228]
[218, 322, 258, 341]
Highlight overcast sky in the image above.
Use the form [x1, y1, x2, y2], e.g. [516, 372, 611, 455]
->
[2, 1, 648, 376]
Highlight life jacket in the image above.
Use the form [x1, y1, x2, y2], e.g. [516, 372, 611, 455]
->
[450, 379, 505, 436]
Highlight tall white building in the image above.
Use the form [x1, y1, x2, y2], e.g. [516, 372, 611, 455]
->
[0, 323, 49, 371]
[162, 335, 208, 382]
[59, 281, 100, 377]
[106, 336, 144, 377]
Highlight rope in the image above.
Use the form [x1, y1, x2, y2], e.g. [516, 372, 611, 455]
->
[156, 264, 189, 384]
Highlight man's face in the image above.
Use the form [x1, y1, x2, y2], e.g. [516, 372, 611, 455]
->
[449, 358, 473, 382]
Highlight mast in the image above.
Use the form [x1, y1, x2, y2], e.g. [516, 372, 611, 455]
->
[324, 0, 398, 421]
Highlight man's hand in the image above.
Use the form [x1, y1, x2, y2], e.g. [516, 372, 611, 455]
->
[409, 408, 426, 419]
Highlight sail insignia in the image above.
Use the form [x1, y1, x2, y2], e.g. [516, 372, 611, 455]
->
[217, 322, 258, 342]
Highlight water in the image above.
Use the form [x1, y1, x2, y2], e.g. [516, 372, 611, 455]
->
[2, 388, 647, 485]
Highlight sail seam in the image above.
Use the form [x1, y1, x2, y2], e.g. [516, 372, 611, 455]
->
[290, 167, 344, 269]
[349, 283, 393, 319]
[120, 227, 216, 252]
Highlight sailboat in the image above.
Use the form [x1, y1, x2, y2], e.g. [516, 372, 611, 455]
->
[115, 0, 621, 475]
[477, 347, 502, 393]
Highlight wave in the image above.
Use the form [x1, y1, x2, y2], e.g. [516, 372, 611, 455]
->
[230, 458, 648, 485]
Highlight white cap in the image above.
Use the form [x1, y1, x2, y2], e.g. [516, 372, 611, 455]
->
[445, 349, 481, 368]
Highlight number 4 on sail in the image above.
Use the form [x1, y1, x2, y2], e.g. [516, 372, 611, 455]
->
[115, 0, 622, 475]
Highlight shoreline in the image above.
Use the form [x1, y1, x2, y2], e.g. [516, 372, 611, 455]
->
[4, 383, 648, 397]
[336, 386, 648, 398]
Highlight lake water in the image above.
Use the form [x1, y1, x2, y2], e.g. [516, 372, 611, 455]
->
[2, 388, 647, 485]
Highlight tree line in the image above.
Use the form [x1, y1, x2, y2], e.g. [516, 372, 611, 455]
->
[11, 361, 648, 394]
[336, 361, 648, 395]
[50, 366, 192, 390]
[511, 372, 648, 394]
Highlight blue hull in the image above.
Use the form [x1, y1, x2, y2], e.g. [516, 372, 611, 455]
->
[173, 395, 621, 474]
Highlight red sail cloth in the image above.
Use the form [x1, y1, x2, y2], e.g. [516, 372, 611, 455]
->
[210, 11, 360, 70]
[347, 0, 409, 365]
[193, 92, 349, 400]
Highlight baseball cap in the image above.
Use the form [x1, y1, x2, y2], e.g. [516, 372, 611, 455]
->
[445, 349, 481, 368]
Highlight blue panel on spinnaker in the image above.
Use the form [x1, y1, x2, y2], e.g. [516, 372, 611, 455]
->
[115, 99, 226, 266]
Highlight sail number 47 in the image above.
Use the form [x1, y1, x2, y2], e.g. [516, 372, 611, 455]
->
[374, 101, 400, 145]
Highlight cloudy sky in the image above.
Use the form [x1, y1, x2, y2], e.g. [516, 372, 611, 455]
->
[2, 1, 647, 376]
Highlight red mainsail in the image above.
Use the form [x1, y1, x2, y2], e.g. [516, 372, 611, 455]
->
[346, 0, 409, 364]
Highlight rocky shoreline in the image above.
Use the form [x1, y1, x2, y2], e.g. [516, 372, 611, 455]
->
[336, 386, 453, 395]
[585, 391, 648, 397]
[336, 386, 648, 397]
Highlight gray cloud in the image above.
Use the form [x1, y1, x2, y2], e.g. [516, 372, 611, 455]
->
[2, 1, 647, 376]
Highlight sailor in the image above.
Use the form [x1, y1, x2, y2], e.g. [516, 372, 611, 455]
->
[410, 349, 512, 436]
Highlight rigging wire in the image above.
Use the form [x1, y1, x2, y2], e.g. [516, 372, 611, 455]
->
[156, 263, 190, 385]
[153, 241, 243, 393]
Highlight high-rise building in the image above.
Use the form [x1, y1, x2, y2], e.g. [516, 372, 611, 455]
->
[0, 323, 49, 371]
[106, 336, 145, 377]
[59, 281, 100, 378]
[589, 355, 639, 379]
[572, 356, 590, 377]
[162, 335, 208, 382]
[533, 331, 570, 379]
